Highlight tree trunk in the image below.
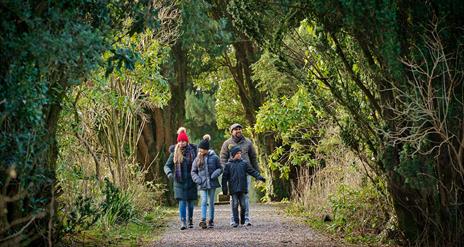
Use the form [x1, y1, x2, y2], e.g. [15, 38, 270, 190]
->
[137, 41, 188, 205]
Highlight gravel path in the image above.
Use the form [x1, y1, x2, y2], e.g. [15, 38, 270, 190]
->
[152, 203, 345, 247]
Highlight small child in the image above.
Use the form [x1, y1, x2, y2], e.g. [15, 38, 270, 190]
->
[222, 146, 265, 227]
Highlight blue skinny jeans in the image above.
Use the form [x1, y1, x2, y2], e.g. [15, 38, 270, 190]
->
[178, 200, 194, 222]
[200, 188, 216, 222]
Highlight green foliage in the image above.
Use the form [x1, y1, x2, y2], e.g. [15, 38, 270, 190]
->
[130, 30, 171, 106]
[180, 0, 231, 76]
[255, 87, 323, 178]
[0, 2, 108, 217]
[56, 36, 170, 237]
[59, 177, 137, 233]
[0, 0, 166, 243]
[56, 156, 167, 243]
[185, 91, 216, 126]
[99, 178, 136, 226]
[106, 31, 172, 107]
[396, 153, 435, 190]
[252, 51, 296, 97]
[214, 70, 247, 130]
[61, 195, 100, 233]
[256, 87, 318, 134]
[339, 120, 360, 150]
[56, 160, 97, 233]
[184, 90, 225, 151]
[328, 183, 387, 240]
[229, 1, 464, 244]
[60, 206, 170, 246]
[285, 127, 392, 245]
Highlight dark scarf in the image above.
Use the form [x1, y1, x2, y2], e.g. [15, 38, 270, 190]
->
[232, 135, 244, 143]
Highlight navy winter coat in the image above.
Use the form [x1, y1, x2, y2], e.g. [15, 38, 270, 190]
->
[191, 150, 223, 190]
[164, 144, 198, 201]
[222, 158, 264, 195]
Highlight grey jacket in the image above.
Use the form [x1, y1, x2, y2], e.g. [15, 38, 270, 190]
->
[220, 136, 259, 171]
[191, 150, 223, 190]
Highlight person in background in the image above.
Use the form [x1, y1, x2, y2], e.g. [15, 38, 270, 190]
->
[220, 123, 259, 226]
[222, 146, 265, 227]
[191, 134, 223, 229]
[164, 127, 198, 230]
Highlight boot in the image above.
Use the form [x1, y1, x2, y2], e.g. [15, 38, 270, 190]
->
[208, 219, 214, 228]
[180, 219, 187, 230]
[199, 219, 207, 229]
[188, 218, 193, 228]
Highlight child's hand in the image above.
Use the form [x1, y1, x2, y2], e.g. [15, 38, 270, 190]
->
[259, 177, 266, 183]
[167, 174, 174, 181]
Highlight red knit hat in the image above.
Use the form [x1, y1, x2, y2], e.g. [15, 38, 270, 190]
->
[177, 127, 189, 143]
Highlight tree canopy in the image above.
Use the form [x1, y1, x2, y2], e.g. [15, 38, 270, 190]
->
[1, 0, 463, 246]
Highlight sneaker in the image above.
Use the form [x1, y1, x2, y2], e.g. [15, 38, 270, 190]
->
[231, 222, 239, 228]
[180, 221, 187, 230]
[188, 218, 193, 228]
[244, 220, 252, 226]
[199, 220, 207, 229]
[208, 220, 214, 228]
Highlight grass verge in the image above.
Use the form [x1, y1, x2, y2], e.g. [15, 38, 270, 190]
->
[285, 203, 397, 246]
[58, 206, 177, 247]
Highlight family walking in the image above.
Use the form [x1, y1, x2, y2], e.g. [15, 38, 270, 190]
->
[164, 124, 266, 230]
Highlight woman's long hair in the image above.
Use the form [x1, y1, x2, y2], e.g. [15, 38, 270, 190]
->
[173, 143, 184, 165]
[173, 143, 185, 181]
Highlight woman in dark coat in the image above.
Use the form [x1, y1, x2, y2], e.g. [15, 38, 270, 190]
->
[164, 127, 198, 230]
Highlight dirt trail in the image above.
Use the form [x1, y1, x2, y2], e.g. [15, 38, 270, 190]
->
[152, 203, 346, 247]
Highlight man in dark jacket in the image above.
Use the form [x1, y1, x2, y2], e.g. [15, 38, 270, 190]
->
[222, 146, 265, 227]
[220, 123, 259, 226]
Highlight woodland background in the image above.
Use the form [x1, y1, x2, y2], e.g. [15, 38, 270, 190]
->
[1, 0, 463, 246]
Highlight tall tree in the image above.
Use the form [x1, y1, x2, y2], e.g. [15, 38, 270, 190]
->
[136, 0, 228, 202]
[207, 0, 294, 200]
[230, 0, 464, 245]
[0, 1, 162, 244]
